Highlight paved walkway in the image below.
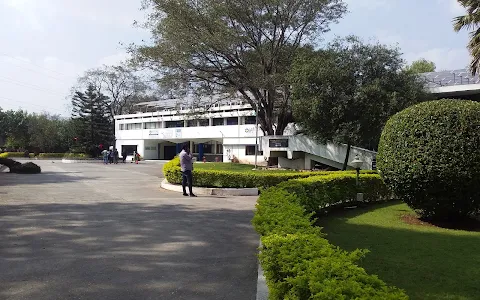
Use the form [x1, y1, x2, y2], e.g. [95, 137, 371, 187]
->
[0, 161, 259, 300]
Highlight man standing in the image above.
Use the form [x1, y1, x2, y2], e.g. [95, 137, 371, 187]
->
[179, 143, 196, 197]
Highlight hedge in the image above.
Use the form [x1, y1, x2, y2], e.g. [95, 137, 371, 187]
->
[163, 156, 378, 188]
[252, 175, 406, 299]
[0, 152, 90, 159]
[0, 158, 41, 174]
[378, 99, 480, 220]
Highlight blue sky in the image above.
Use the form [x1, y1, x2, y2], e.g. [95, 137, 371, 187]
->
[0, 0, 471, 115]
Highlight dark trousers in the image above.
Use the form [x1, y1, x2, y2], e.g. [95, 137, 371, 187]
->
[181, 170, 193, 194]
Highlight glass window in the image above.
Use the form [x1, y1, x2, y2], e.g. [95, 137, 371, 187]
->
[125, 123, 142, 130]
[165, 120, 184, 128]
[119, 124, 125, 130]
[226, 117, 238, 125]
[213, 118, 224, 126]
[245, 145, 262, 156]
[244, 116, 256, 125]
[187, 120, 197, 127]
[198, 119, 209, 126]
[144, 122, 161, 129]
[216, 143, 223, 154]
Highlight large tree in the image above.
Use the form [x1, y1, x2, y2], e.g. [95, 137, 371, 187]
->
[132, 0, 347, 136]
[290, 37, 432, 169]
[76, 64, 149, 117]
[453, 0, 480, 74]
[406, 58, 436, 73]
[71, 85, 113, 156]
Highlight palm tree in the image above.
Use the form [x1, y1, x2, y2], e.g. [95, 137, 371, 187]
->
[453, 0, 480, 75]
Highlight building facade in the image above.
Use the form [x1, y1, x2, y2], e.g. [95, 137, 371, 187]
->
[115, 98, 266, 164]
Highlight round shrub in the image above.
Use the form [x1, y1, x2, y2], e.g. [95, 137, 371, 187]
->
[377, 99, 480, 220]
[10, 162, 42, 174]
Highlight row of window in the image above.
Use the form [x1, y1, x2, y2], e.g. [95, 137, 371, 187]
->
[119, 116, 257, 130]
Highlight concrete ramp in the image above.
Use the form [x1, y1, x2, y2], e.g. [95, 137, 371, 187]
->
[261, 135, 376, 170]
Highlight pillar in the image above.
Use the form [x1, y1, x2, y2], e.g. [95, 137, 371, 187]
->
[176, 143, 182, 154]
[198, 143, 204, 161]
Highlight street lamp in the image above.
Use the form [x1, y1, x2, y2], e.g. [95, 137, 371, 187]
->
[350, 154, 364, 203]
[350, 154, 363, 186]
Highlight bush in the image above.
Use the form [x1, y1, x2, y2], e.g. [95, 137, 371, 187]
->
[0, 153, 8, 158]
[10, 162, 41, 174]
[378, 99, 480, 220]
[253, 175, 406, 299]
[163, 156, 379, 188]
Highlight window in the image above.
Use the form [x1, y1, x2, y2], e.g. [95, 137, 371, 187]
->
[165, 120, 184, 128]
[226, 117, 238, 125]
[122, 145, 137, 156]
[125, 123, 142, 130]
[245, 145, 262, 156]
[198, 119, 209, 126]
[216, 143, 223, 154]
[144, 122, 161, 129]
[213, 118, 224, 126]
[244, 116, 256, 125]
[119, 124, 125, 130]
[187, 120, 197, 127]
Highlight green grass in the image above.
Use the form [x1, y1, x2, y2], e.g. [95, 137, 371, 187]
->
[193, 162, 293, 172]
[317, 201, 480, 300]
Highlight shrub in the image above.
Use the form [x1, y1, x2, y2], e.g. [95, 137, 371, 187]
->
[163, 157, 379, 188]
[253, 176, 406, 299]
[10, 162, 41, 174]
[0, 153, 8, 158]
[378, 99, 480, 220]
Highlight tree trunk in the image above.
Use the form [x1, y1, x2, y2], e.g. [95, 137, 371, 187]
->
[342, 143, 351, 171]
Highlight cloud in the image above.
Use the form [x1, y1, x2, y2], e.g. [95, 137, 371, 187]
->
[97, 52, 132, 67]
[1, 0, 44, 31]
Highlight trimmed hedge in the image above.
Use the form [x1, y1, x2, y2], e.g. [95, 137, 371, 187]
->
[0, 158, 41, 174]
[378, 99, 480, 220]
[163, 156, 378, 188]
[253, 175, 406, 299]
[0, 152, 90, 159]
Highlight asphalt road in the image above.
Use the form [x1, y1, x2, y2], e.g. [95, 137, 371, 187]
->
[0, 161, 259, 300]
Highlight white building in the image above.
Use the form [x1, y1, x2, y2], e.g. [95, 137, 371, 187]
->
[115, 69, 479, 169]
[115, 95, 266, 164]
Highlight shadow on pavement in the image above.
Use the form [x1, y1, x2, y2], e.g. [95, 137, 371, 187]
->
[0, 171, 96, 187]
[0, 202, 259, 300]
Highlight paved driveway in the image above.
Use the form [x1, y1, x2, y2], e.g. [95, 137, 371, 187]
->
[0, 161, 259, 300]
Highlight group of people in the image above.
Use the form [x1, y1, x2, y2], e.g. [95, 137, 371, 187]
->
[101, 149, 133, 165]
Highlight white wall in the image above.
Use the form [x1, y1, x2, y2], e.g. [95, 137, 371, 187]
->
[222, 144, 267, 165]
[116, 139, 144, 157]
[143, 140, 159, 160]
[278, 157, 305, 170]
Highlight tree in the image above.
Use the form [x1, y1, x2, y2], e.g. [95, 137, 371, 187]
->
[406, 58, 436, 73]
[76, 64, 149, 117]
[71, 85, 113, 156]
[453, 0, 480, 75]
[132, 0, 347, 138]
[290, 37, 431, 170]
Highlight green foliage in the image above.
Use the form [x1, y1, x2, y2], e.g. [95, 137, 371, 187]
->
[0, 152, 89, 159]
[134, 0, 347, 136]
[405, 58, 436, 74]
[163, 157, 378, 188]
[290, 36, 431, 151]
[377, 99, 480, 220]
[253, 175, 406, 299]
[453, 0, 480, 75]
[10, 162, 41, 174]
[71, 85, 113, 156]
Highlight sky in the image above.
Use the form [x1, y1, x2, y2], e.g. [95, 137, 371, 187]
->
[0, 0, 472, 116]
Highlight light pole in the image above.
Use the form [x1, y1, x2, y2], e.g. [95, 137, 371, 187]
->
[254, 98, 259, 170]
[350, 154, 364, 202]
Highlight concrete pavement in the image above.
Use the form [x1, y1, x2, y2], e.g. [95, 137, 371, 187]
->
[0, 161, 259, 300]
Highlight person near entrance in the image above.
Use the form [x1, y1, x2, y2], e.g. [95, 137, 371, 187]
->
[179, 143, 196, 197]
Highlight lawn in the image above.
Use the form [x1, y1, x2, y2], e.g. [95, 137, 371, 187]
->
[193, 162, 292, 172]
[317, 201, 480, 300]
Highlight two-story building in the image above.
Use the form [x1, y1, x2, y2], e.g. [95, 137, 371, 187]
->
[115, 95, 266, 164]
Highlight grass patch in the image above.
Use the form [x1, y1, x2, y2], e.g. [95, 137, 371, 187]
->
[193, 162, 292, 172]
[317, 201, 480, 300]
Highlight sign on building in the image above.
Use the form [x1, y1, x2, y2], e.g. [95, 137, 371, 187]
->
[269, 139, 289, 148]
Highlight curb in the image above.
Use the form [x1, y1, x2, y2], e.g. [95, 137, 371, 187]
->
[256, 241, 268, 300]
[160, 179, 259, 196]
[61, 159, 104, 164]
